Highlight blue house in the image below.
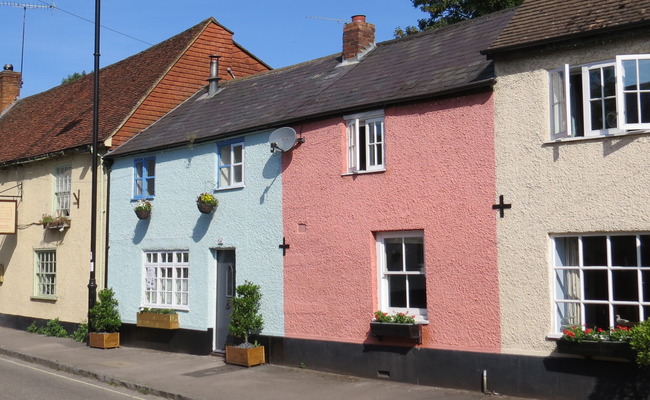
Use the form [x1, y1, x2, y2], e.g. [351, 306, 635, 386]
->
[106, 80, 284, 354]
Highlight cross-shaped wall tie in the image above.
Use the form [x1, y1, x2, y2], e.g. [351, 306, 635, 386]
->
[492, 195, 512, 218]
[279, 237, 290, 256]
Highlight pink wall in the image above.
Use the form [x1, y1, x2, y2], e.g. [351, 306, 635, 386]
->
[282, 92, 500, 352]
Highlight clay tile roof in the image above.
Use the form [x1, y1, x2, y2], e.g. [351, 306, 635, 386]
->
[108, 8, 516, 157]
[0, 18, 214, 165]
[486, 0, 650, 54]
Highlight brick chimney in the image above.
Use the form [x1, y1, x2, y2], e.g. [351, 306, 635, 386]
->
[0, 64, 21, 114]
[342, 15, 376, 62]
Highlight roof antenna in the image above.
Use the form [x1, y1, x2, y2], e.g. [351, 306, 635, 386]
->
[0, 2, 56, 81]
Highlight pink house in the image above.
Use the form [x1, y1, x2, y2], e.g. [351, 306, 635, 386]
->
[277, 10, 515, 386]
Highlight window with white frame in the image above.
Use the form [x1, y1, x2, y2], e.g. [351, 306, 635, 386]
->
[217, 141, 244, 188]
[143, 251, 189, 309]
[134, 157, 155, 198]
[345, 111, 385, 173]
[553, 234, 650, 333]
[54, 166, 71, 217]
[35, 250, 56, 298]
[377, 231, 427, 320]
[549, 54, 650, 140]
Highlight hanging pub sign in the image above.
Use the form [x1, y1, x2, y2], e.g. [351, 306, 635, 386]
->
[0, 200, 17, 234]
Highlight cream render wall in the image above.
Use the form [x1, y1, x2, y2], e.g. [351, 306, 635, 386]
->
[494, 34, 650, 355]
[0, 153, 106, 324]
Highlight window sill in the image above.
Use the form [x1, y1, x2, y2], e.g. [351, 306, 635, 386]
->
[544, 129, 650, 145]
[215, 185, 245, 192]
[30, 295, 57, 302]
[341, 169, 385, 177]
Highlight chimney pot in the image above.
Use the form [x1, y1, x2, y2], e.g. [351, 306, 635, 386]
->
[207, 54, 222, 96]
[3, 64, 13, 71]
[342, 15, 376, 62]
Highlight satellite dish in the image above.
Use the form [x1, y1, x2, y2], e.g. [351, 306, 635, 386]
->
[269, 127, 298, 152]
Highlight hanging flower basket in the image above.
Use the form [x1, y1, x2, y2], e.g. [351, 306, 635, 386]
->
[135, 209, 151, 219]
[197, 192, 218, 214]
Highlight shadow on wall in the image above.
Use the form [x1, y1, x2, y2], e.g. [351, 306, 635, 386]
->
[0, 234, 17, 282]
[192, 212, 213, 242]
[132, 218, 150, 244]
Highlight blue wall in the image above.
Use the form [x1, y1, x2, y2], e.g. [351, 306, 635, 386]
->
[108, 131, 284, 337]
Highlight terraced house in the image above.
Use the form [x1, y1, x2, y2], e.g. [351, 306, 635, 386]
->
[0, 17, 268, 331]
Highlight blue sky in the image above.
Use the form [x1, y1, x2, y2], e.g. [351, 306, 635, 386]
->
[0, 1, 426, 98]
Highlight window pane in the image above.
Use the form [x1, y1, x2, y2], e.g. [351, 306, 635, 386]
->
[623, 59, 637, 90]
[555, 237, 578, 266]
[640, 59, 650, 90]
[146, 178, 155, 196]
[555, 269, 580, 300]
[615, 305, 639, 324]
[589, 69, 602, 99]
[584, 303, 609, 330]
[612, 269, 638, 301]
[408, 275, 427, 308]
[611, 235, 637, 266]
[220, 146, 231, 165]
[404, 237, 424, 272]
[233, 145, 243, 164]
[643, 271, 650, 302]
[605, 98, 617, 129]
[557, 302, 581, 328]
[625, 92, 639, 124]
[641, 92, 650, 123]
[388, 275, 406, 307]
[590, 100, 603, 130]
[384, 238, 403, 271]
[583, 236, 606, 266]
[146, 159, 155, 176]
[220, 167, 230, 186]
[136, 162, 143, 178]
[642, 236, 650, 266]
[584, 269, 608, 300]
[603, 66, 616, 97]
[233, 165, 243, 184]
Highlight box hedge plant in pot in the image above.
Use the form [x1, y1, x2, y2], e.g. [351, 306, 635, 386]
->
[88, 288, 121, 349]
[226, 281, 265, 367]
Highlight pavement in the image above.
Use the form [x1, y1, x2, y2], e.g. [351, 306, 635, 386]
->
[0, 326, 534, 400]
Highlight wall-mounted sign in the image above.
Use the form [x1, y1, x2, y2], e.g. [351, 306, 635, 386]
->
[0, 200, 17, 234]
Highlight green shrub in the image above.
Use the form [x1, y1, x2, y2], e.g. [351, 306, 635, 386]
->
[228, 281, 264, 344]
[71, 322, 88, 342]
[42, 318, 68, 337]
[89, 288, 121, 333]
[26, 321, 39, 333]
[630, 319, 650, 367]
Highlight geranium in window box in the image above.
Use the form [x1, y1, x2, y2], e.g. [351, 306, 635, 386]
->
[556, 325, 635, 360]
[196, 192, 218, 214]
[137, 308, 179, 329]
[370, 311, 422, 342]
[40, 214, 71, 230]
[134, 199, 152, 219]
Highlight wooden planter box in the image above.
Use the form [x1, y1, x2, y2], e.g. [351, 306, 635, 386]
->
[89, 332, 120, 349]
[137, 312, 179, 329]
[225, 345, 265, 367]
[44, 220, 71, 230]
[370, 322, 422, 342]
[556, 340, 635, 360]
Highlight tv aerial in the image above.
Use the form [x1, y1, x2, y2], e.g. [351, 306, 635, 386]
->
[269, 127, 304, 153]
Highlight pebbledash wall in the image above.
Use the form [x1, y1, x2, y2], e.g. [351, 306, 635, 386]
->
[107, 131, 284, 354]
[273, 93, 506, 386]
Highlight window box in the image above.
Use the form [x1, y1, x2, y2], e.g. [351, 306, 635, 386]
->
[370, 322, 422, 342]
[136, 311, 179, 329]
[45, 219, 71, 230]
[556, 339, 635, 360]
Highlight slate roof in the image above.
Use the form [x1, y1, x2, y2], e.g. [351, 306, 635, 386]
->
[486, 0, 650, 54]
[108, 8, 516, 157]
[0, 18, 265, 165]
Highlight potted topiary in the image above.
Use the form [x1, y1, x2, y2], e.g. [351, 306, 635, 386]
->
[196, 192, 218, 214]
[225, 281, 265, 367]
[134, 199, 152, 219]
[88, 288, 121, 349]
